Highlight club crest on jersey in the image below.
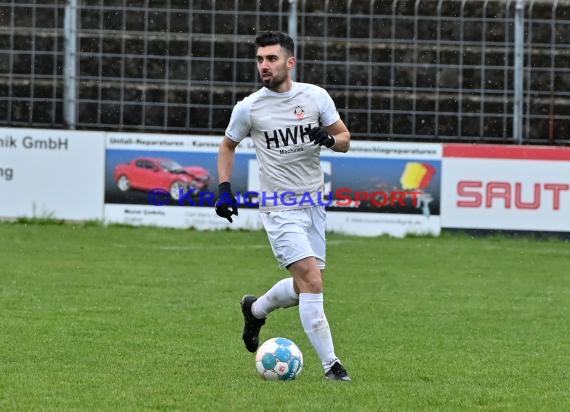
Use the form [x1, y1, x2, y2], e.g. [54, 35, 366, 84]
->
[294, 105, 305, 120]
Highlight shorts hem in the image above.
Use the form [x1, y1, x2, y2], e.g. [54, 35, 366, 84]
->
[280, 254, 326, 270]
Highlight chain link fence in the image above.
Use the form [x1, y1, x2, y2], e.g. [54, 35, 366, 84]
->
[1, 0, 569, 144]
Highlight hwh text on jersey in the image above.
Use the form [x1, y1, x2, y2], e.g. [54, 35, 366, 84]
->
[264, 124, 314, 149]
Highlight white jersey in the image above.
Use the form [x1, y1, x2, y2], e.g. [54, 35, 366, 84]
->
[225, 81, 340, 211]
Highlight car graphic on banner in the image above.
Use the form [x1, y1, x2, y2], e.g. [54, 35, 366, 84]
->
[113, 157, 211, 201]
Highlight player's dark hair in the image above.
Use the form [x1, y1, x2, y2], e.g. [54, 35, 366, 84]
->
[255, 31, 295, 56]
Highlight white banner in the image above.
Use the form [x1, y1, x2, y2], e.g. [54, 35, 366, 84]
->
[0, 128, 105, 220]
[442, 144, 570, 232]
[327, 212, 440, 238]
[104, 204, 263, 231]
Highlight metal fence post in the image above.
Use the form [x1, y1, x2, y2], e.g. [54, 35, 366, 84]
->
[289, 0, 298, 81]
[513, 0, 525, 144]
[64, 0, 78, 130]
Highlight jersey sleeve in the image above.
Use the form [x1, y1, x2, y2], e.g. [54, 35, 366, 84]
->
[225, 99, 251, 142]
[315, 87, 341, 127]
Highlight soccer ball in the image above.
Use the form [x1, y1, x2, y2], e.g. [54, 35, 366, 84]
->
[255, 337, 303, 380]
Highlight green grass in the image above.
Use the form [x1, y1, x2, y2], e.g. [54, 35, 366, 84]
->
[0, 221, 569, 411]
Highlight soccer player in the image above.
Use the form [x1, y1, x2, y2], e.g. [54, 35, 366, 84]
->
[215, 31, 351, 381]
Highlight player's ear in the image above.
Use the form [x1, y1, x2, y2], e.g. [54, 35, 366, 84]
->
[287, 56, 296, 71]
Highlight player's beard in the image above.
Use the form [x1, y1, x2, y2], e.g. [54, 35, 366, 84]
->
[260, 66, 287, 90]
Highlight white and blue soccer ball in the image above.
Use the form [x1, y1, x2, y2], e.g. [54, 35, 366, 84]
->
[255, 337, 303, 381]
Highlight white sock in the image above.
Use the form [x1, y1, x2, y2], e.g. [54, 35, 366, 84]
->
[298, 292, 338, 371]
[251, 277, 299, 319]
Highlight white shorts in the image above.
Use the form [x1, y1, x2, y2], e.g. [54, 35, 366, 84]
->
[260, 207, 326, 270]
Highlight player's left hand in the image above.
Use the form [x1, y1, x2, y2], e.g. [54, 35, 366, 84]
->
[306, 126, 336, 148]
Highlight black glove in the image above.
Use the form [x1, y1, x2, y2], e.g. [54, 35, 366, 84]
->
[306, 126, 336, 148]
[215, 182, 238, 223]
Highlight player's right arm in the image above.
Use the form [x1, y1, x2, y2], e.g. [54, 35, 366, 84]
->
[215, 97, 252, 222]
[217, 136, 239, 184]
[215, 136, 240, 223]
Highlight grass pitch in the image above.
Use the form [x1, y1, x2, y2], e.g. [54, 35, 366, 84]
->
[0, 221, 569, 411]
